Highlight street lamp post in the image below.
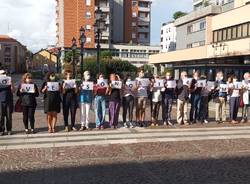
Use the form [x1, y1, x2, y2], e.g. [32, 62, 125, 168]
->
[94, 6, 106, 74]
[57, 47, 61, 73]
[79, 26, 86, 80]
[71, 37, 77, 79]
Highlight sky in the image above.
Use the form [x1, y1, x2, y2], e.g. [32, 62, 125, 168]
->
[0, 0, 193, 52]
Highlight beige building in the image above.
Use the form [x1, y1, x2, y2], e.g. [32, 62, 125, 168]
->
[150, 0, 250, 80]
[0, 35, 27, 73]
[32, 49, 57, 73]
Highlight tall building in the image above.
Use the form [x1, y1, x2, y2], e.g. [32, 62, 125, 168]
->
[56, 0, 152, 49]
[150, 0, 250, 80]
[0, 35, 27, 73]
[160, 22, 176, 53]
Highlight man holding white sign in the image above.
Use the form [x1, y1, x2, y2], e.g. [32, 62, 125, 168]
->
[111, 81, 122, 89]
[0, 70, 14, 136]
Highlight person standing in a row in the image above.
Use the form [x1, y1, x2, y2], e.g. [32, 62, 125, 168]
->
[241, 72, 250, 123]
[41, 72, 62, 133]
[17, 73, 39, 134]
[0, 70, 14, 136]
[62, 71, 78, 132]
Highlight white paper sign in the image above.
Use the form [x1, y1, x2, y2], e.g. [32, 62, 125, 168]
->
[97, 79, 108, 88]
[219, 84, 228, 92]
[0, 76, 11, 86]
[64, 79, 76, 89]
[197, 80, 206, 88]
[137, 78, 149, 87]
[82, 81, 93, 90]
[166, 80, 176, 88]
[126, 81, 137, 89]
[234, 82, 242, 89]
[21, 84, 35, 93]
[154, 79, 164, 88]
[111, 81, 122, 89]
[183, 78, 193, 86]
[47, 82, 59, 92]
[206, 81, 215, 91]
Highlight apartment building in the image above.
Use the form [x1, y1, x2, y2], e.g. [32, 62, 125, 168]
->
[160, 22, 176, 52]
[56, 0, 152, 49]
[193, 0, 235, 11]
[0, 35, 27, 73]
[150, 0, 250, 79]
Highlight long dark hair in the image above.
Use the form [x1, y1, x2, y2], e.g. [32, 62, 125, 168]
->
[45, 72, 56, 82]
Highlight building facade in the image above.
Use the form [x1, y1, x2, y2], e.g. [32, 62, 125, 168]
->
[193, 0, 234, 11]
[56, 0, 152, 49]
[150, 0, 250, 80]
[160, 22, 176, 52]
[0, 35, 27, 73]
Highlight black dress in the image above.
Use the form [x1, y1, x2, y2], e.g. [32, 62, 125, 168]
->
[41, 82, 61, 113]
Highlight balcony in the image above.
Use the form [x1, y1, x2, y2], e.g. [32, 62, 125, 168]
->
[138, 6, 150, 12]
[138, 27, 150, 33]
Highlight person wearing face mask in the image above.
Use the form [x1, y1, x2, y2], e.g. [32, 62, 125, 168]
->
[176, 71, 189, 125]
[79, 71, 93, 131]
[213, 71, 227, 123]
[189, 71, 202, 124]
[94, 73, 108, 129]
[62, 71, 78, 132]
[122, 74, 136, 128]
[228, 75, 241, 124]
[241, 72, 250, 123]
[17, 73, 39, 134]
[135, 69, 148, 127]
[107, 74, 121, 129]
[162, 72, 175, 126]
[0, 69, 14, 136]
[41, 72, 62, 133]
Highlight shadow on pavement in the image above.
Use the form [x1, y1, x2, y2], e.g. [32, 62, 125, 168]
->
[0, 156, 250, 184]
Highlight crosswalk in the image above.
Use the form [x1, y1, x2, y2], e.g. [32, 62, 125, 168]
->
[1, 126, 250, 150]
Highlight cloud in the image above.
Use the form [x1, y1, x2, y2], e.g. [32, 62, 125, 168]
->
[0, 0, 56, 52]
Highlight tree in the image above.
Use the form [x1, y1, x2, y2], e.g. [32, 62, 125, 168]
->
[100, 50, 113, 59]
[173, 11, 188, 20]
[64, 50, 80, 63]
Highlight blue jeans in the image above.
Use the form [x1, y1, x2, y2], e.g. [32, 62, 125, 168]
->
[189, 94, 201, 122]
[95, 96, 106, 126]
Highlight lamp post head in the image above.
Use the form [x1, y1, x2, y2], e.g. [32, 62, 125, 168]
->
[71, 37, 77, 50]
[79, 27, 86, 45]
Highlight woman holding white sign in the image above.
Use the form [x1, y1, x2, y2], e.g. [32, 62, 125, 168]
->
[17, 73, 39, 134]
[241, 72, 250, 123]
[122, 74, 136, 128]
[107, 74, 121, 129]
[79, 71, 93, 131]
[41, 72, 62, 133]
[62, 71, 78, 132]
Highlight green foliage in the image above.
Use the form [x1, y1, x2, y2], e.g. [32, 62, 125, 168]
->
[173, 11, 188, 20]
[64, 50, 80, 63]
[142, 64, 154, 74]
[100, 50, 113, 59]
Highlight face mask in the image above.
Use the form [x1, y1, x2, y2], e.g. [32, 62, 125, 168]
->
[50, 76, 55, 81]
[139, 73, 144, 78]
[166, 76, 170, 80]
[194, 76, 198, 80]
[85, 75, 90, 81]
[127, 78, 131, 82]
[233, 79, 237, 83]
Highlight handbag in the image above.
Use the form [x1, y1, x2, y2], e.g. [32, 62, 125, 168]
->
[15, 98, 23, 113]
[239, 97, 244, 108]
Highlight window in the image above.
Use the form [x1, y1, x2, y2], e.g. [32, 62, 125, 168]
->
[218, 30, 222, 42]
[86, 37, 91, 43]
[242, 23, 248, 37]
[86, 11, 91, 19]
[132, 0, 137, 6]
[200, 21, 206, 30]
[227, 28, 232, 40]
[237, 25, 242, 38]
[187, 25, 193, 33]
[232, 27, 237, 39]
[86, 0, 91, 6]
[222, 29, 227, 41]
[132, 22, 136, 27]
[86, 25, 91, 30]
[132, 12, 137, 17]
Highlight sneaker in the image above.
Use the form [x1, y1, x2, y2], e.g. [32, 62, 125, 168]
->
[79, 126, 86, 131]
[30, 129, 35, 134]
[129, 122, 135, 128]
[163, 121, 167, 126]
[232, 120, 239, 124]
[25, 129, 29, 134]
[72, 127, 78, 131]
[150, 123, 155, 127]
[240, 119, 246, 123]
[204, 120, 209, 124]
[7, 131, 12, 136]
[184, 121, 189, 126]
[168, 121, 173, 126]
[64, 126, 69, 132]
[124, 122, 129, 128]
